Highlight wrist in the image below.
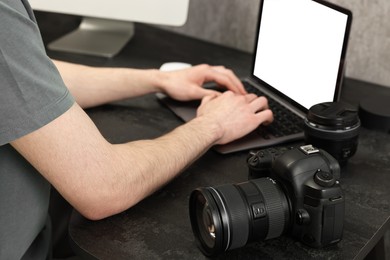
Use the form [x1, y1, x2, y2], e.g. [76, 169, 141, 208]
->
[148, 69, 168, 94]
[122, 68, 165, 94]
[189, 115, 224, 146]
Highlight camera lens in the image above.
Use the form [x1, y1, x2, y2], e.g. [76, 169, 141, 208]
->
[304, 102, 360, 164]
[189, 178, 290, 257]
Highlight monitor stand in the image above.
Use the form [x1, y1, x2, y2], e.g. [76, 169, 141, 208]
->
[48, 17, 134, 58]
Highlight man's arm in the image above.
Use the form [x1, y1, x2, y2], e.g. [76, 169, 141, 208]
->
[53, 60, 161, 108]
[53, 60, 247, 108]
[11, 92, 272, 220]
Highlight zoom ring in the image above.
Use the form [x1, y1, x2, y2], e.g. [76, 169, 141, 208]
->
[253, 178, 287, 240]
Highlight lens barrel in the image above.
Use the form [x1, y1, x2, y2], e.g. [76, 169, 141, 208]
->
[304, 102, 360, 164]
[189, 178, 290, 257]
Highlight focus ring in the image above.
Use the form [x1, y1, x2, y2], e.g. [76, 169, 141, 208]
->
[253, 178, 286, 239]
[216, 184, 249, 250]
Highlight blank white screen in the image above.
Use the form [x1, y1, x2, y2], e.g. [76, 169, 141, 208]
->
[253, 0, 348, 109]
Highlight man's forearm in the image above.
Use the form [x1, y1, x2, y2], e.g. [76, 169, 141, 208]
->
[52, 60, 163, 108]
[106, 115, 221, 217]
[11, 103, 222, 220]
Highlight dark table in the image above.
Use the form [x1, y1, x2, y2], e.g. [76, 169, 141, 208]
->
[37, 13, 390, 260]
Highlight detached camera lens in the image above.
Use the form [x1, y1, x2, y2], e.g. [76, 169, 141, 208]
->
[304, 102, 360, 164]
[189, 178, 290, 257]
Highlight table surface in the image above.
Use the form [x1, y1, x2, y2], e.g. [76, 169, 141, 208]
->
[36, 13, 390, 260]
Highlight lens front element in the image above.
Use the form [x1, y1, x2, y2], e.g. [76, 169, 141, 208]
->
[198, 200, 216, 248]
[190, 188, 228, 256]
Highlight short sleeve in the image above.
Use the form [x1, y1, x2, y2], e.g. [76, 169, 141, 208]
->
[0, 1, 75, 145]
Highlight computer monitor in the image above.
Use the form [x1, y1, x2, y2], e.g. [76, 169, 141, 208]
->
[29, 0, 190, 57]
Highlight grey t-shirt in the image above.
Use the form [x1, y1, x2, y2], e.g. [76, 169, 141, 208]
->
[0, 0, 74, 259]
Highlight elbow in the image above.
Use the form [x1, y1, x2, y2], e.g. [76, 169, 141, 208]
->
[77, 203, 126, 221]
[73, 191, 140, 221]
[78, 208, 110, 221]
[61, 153, 147, 220]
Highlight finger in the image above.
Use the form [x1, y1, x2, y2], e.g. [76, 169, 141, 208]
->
[186, 85, 222, 100]
[203, 66, 246, 95]
[200, 93, 219, 105]
[254, 109, 274, 125]
[212, 66, 247, 95]
[200, 89, 222, 98]
[248, 96, 269, 112]
[199, 88, 223, 97]
[244, 93, 259, 103]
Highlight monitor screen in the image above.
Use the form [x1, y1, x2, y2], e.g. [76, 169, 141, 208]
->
[29, 0, 190, 57]
[253, 0, 351, 110]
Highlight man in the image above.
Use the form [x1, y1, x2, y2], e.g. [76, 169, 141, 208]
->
[0, 0, 273, 259]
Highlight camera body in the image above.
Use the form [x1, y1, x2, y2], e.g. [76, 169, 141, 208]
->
[189, 145, 345, 257]
[247, 145, 344, 248]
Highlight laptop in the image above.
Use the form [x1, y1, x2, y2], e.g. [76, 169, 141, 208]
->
[157, 0, 352, 154]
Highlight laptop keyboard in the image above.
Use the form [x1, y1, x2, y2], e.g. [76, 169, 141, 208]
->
[243, 81, 304, 139]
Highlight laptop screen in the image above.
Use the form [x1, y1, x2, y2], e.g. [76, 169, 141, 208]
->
[253, 0, 351, 110]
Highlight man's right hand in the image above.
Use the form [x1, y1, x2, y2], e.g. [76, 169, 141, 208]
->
[196, 91, 273, 145]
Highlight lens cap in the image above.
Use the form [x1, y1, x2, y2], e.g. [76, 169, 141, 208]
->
[307, 102, 359, 129]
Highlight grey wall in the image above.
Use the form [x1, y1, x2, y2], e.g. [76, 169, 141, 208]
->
[163, 0, 390, 88]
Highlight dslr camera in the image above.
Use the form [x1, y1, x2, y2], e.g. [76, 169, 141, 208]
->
[189, 145, 344, 257]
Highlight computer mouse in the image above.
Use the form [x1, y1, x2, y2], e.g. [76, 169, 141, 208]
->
[159, 62, 192, 71]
